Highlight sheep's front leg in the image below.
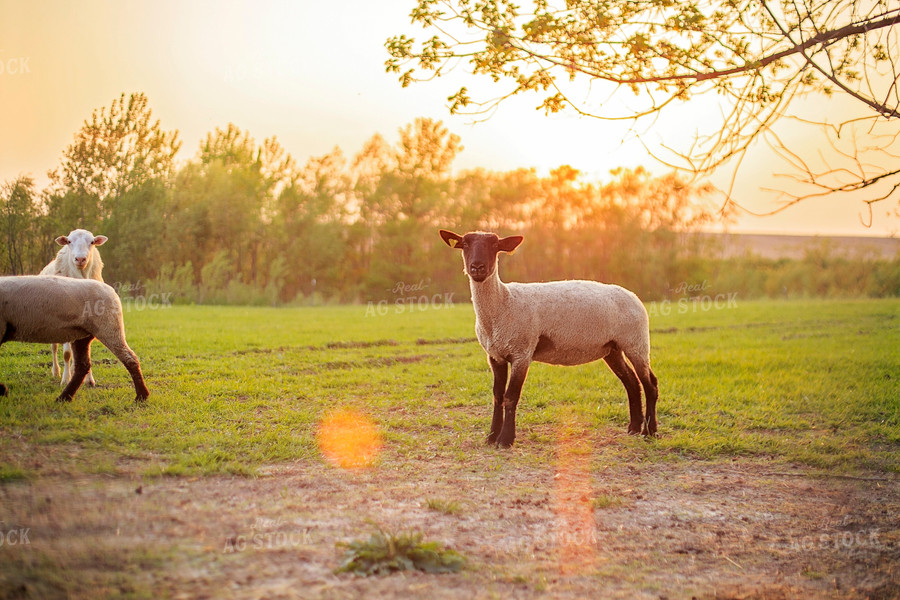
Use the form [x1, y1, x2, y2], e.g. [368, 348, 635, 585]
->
[56, 337, 93, 402]
[60, 342, 95, 387]
[496, 359, 530, 449]
[487, 356, 508, 445]
[60, 343, 72, 386]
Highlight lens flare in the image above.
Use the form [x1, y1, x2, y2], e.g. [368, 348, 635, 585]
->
[317, 409, 382, 470]
[553, 412, 597, 574]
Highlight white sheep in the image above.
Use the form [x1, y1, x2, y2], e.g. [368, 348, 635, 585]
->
[0, 276, 149, 403]
[440, 229, 659, 448]
[39, 229, 108, 387]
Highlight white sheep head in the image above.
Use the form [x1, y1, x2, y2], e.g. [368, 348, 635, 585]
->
[55, 229, 108, 271]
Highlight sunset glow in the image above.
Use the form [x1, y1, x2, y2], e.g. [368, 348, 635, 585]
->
[0, 0, 895, 235]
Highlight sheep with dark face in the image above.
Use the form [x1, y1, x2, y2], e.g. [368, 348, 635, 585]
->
[0, 276, 149, 403]
[440, 229, 659, 448]
[39, 229, 108, 386]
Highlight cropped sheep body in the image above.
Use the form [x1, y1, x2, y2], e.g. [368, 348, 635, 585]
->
[0, 276, 118, 343]
[0, 276, 148, 402]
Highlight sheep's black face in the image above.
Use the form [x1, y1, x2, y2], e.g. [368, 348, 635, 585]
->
[439, 230, 523, 283]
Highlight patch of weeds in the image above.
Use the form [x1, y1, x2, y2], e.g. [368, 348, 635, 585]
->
[802, 569, 826, 580]
[337, 526, 465, 576]
[592, 494, 625, 509]
[425, 498, 462, 515]
[0, 464, 28, 482]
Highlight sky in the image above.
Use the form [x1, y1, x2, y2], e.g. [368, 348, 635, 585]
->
[0, 0, 896, 236]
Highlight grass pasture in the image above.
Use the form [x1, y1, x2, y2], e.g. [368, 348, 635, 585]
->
[0, 299, 898, 598]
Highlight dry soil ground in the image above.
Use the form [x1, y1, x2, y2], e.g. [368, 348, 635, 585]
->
[1, 443, 898, 599]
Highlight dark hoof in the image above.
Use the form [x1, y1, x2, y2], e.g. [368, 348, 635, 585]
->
[135, 394, 149, 403]
[627, 423, 643, 435]
[496, 434, 515, 449]
[642, 422, 658, 438]
[0, 383, 7, 397]
[486, 432, 500, 446]
[55, 394, 73, 403]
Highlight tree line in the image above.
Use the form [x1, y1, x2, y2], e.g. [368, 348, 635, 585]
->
[2, 93, 897, 305]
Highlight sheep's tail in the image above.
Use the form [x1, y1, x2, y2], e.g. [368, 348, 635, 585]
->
[623, 322, 654, 383]
[620, 302, 652, 373]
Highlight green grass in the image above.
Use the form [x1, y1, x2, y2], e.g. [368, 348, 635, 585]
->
[0, 299, 897, 477]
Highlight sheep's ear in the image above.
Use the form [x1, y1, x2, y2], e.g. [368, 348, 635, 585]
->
[439, 229, 464, 249]
[55, 236, 70, 246]
[498, 235, 523, 254]
[93, 235, 108, 246]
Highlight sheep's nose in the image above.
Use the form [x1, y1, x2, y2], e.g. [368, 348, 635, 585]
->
[469, 263, 486, 276]
[74, 257, 87, 266]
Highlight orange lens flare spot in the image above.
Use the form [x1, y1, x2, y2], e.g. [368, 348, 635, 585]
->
[317, 409, 382, 470]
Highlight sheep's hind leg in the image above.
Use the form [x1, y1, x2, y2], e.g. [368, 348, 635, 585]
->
[496, 359, 530, 449]
[96, 333, 149, 402]
[639, 367, 659, 437]
[57, 337, 93, 402]
[603, 348, 643, 435]
[487, 357, 508, 445]
[622, 350, 659, 437]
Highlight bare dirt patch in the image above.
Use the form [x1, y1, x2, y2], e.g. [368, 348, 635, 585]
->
[1, 451, 897, 599]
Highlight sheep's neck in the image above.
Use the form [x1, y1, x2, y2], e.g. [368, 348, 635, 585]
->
[469, 267, 509, 332]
